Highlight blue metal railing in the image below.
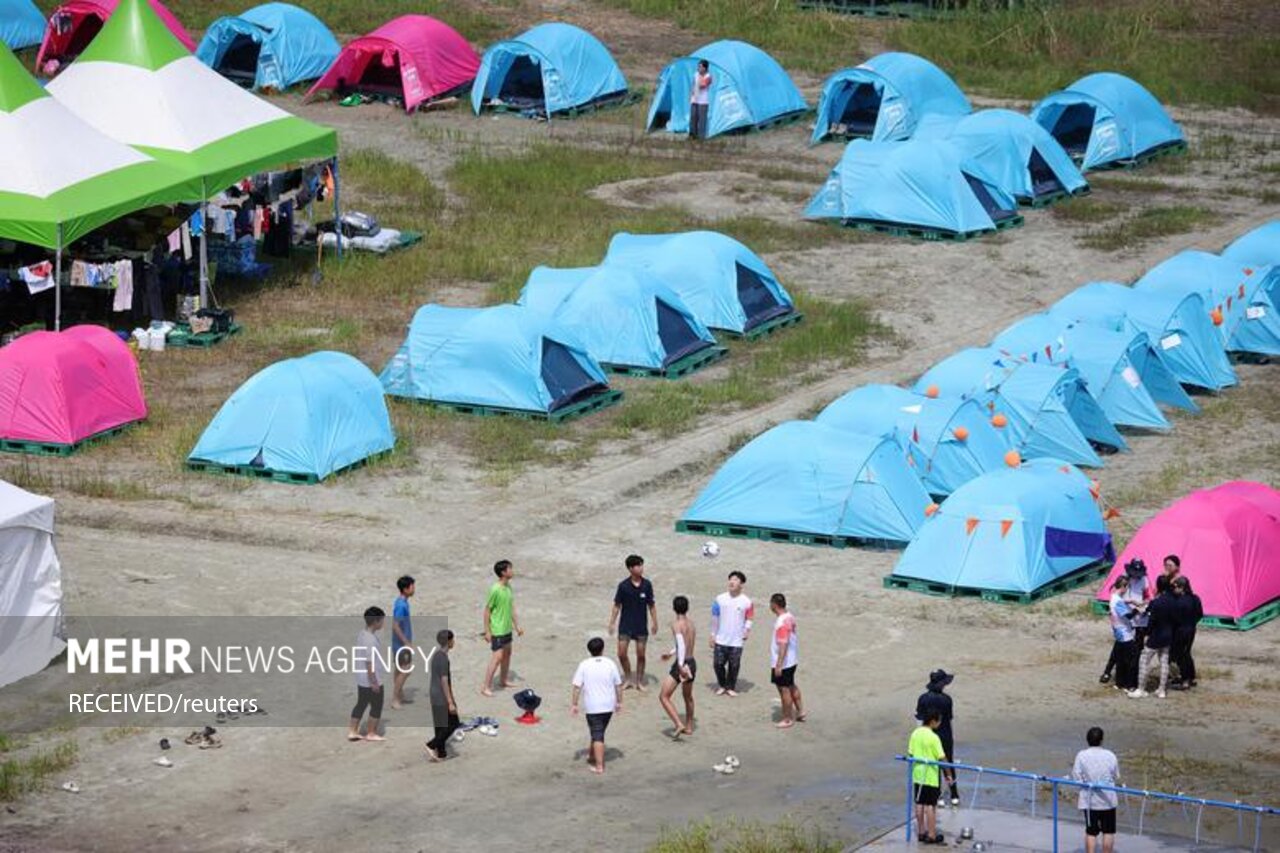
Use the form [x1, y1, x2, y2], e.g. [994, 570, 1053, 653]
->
[895, 755, 1280, 852]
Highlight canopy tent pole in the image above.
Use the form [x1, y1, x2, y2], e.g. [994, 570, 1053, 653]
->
[198, 179, 209, 310]
[332, 156, 343, 262]
[54, 225, 63, 332]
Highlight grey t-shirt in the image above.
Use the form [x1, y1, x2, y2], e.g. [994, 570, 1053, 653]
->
[1072, 746, 1120, 810]
[428, 648, 452, 724]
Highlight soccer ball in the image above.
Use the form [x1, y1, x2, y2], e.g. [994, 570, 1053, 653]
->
[701, 541, 720, 559]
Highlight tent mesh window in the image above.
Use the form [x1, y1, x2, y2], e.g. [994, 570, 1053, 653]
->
[1027, 148, 1064, 200]
[736, 263, 790, 331]
[655, 299, 711, 366]
[1049, 103, 1096, 158]
[498, 55, 545, 110]
[220, 32, 264, 84]
[541, 338, 606, 411]
[835, 82, 881, 138]
[963, 173, 1018, 224]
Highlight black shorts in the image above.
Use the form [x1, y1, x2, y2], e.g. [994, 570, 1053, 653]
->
[771, 665, 797, 687]
[914, 784, 940, 806]
[490, 633, 513, 652]
[395, 648, 414, 671]
[585, 712, 612, 743]
[617, 632, 648, 643]
[1085, 808, 1117, 836]
[669, 659, 697, 681]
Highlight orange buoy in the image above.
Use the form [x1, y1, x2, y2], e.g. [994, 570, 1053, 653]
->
[924, 503, 939, 517]
[953, 426, 969, 441]
[925, 384, 940, 399]
[1211, 307, 1224, 326]
[1004, 449, 1022, 468]
[991, 413, 1008, 428]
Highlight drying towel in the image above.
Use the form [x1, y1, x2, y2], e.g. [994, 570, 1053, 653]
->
[113, 259, 133, 312]
[19, 261, 54, 295]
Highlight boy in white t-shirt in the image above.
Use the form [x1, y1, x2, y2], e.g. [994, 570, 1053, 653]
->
[709, 570, 753, 697]
[769, 593, 804, 729]
[571, 637, 624, 774]
[347, 606, 387, 742]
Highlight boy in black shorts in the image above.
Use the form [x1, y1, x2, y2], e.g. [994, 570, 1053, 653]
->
[608, 554, 657, 691]
[659, 596, 696, 737]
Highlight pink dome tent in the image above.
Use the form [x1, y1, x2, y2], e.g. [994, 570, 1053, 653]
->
[36, 0, 194, 69]
[0, 326, 147, 453]
[307, 14, 479, 113]
[1096, 482, 1280, 630]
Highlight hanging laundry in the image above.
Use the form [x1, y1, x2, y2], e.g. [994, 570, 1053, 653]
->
[70, 259, 89, 288]
[18, 261, 54, 295]
[168, 228, 181, 254]
[113, 259, 133, 312]
[189, 208, 204, 238]
[181, 223, 192, 260]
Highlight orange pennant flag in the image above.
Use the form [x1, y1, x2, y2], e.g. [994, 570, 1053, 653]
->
[1104, 507, 1121, 520]
[1000, 520, 1014, 538]
[965, 517, 979, 535]
[1239, 284, 1246, 298]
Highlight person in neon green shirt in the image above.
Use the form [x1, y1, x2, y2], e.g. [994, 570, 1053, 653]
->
[481, 560, 523, 696]
[908, 711, 946, 845]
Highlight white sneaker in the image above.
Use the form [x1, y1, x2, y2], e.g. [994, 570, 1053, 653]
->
[950, 797, 961, 806]
[1156, 689, 1166, 699]
[1128, 689, 1148, 698]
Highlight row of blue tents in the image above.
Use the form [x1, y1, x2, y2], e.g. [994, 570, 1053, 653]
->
[677, 220, 1280, 600]
[185, 231, 802, 480]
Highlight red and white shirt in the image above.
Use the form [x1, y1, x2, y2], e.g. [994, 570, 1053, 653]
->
[771, 611, 798, 669]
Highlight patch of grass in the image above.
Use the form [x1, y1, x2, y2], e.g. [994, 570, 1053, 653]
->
[1089, 176, 1186, 195]
[888, 0, 1278, 112]
[1050, 197, 1126, 224]
[0, 740, 78, 802]
[100, 726, 145, 744]
[1258, 189, 1280, 205]
[1080, 206, 1218, 252]
[1246, 677, 1280, 691]
[650, 818, 844, 853]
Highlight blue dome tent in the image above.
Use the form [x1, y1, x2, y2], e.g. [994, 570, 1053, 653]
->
[914, 347, 1126, 468]
[1050, 281, 1236, 391]
[1, 0, 44, 50]
[647, 40, 807, 138]
[187, 352, 394, 483]
[886, 459, 1114, 602]
[1135, 249, 1280, 357]
[517, 265, 724, 377]
[603, 231, 798, 337]
[197, 3, 340, 91]
[915, 109, 1088, 206]
[676, 421, 931, 548]
[379, 304, 621, 421]
[992, 314, 1196, 431]
[1030, 72, 1184, 171]
[811, 52, 970, 144]
[1222, 221, 1280, 268]
[471, 23, 628, 117]
[805, 139, 1022, 239]
[816, 384, 1006, 497]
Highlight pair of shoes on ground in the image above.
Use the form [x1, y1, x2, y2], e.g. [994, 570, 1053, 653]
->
[919, 832, 945, 845]
[1127, 689, 1167, 698]
[712, 755, 741, 774]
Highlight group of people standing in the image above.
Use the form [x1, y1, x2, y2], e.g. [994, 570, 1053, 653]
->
[1101, 554, 1203, 698]
[345, 556, 806, 773]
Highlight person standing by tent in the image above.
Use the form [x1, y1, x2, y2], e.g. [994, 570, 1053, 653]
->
[915, 669, 960, 806]
[1102, 559, 1151, 684]
[908, 710, 946, 845]
[571, 636, 624, 775]
[608, 554, 658, 691]
[1103, 575, 1139, 692]
[689, 59, 712, 140]
[1162, 554, 1182, 585]
[425, 629, 460, 762]
[770, 593, 804, 729]
[1170, 575, 1203, 690]
[347, 606, 386, 742]
[1130, 574, 1175, 699]
[709, 570, 753, 697]
[481, 560, 523, 696]
[659, 596, 696, 738]
[391, 575, 415, 710]
[1071, 726, 1121, 853]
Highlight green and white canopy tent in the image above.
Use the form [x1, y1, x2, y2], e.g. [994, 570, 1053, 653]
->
[0, 42, 203, 326]
[46, 0, 340, 311]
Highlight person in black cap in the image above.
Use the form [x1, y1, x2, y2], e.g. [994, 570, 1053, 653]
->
[915, 669, 959, 806]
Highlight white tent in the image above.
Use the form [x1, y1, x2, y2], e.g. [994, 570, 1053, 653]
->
[0, 481, 64, 688]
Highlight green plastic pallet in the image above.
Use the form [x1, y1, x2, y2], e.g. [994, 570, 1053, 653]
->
[841, 214, 1024, 242]
[1026, 186, 1091, 209]
[675, 519, 905, 551]
[186, 450, 390, 485]
[390, 389, 623, 423]
[1094, 596, 1279, 631]
[167, 323, 242, 349]
[482, 90, 641, 120]
[1087, 140, 1188, 172]
[604, 346, 727, 379]
[728, 311, 805, 341]
[883, 561, 1112, 605]
[0, 421, 138, 457]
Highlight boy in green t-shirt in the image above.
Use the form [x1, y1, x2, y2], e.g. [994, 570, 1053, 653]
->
[481, 560, 523, 696]
[908, 711, 946, 845]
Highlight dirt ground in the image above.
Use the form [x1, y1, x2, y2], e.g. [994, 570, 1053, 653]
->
[3, 3, 1280, 851]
